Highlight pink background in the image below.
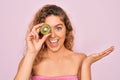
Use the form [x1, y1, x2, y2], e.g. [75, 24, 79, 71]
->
[0, 0, 120, 80]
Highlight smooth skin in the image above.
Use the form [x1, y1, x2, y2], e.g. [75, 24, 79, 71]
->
[14, 15, 114, 80]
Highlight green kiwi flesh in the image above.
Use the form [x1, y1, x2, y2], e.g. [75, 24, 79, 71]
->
[40, 24, 51, 35]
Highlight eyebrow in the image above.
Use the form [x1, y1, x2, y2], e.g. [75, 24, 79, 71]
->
[54, 23, 64, 27]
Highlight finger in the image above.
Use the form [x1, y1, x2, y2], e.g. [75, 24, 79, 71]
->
[40, 33, 51, 43]
[32, 23, 44, 41]
[94, 46, 114, 60]
[27, 32, 35, 40]
[32, 23, 44, 34]
[30, 32, 36, 40]
[33, 23, 44, 31]
[100, 46, 114, 56]
[31, 30, 39, 42]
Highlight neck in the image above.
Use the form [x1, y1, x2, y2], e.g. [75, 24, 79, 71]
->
[46, 46, 68, 58]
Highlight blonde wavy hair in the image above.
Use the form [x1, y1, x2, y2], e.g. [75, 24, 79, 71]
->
[27, 4, 74, 63]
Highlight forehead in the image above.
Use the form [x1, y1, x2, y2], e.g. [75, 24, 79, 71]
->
[45, 15, 64, 26]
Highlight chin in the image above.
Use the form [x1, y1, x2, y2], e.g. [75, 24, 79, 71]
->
[48, 47, 61, 52]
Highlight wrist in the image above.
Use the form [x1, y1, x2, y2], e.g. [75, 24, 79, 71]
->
[26, 49, 39, 54]
[82, 59, 92, 66]
[25, 51, 38, 57]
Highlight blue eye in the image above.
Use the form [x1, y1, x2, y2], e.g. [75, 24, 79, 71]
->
[56, 27, 62, 31]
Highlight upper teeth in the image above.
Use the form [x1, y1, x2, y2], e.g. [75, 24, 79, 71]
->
[50, 40, 58, 43]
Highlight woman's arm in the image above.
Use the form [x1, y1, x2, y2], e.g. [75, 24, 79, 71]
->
[14, 23, 51, 80]
[14, 52, 37, 80]
[81, 46, 114, 80]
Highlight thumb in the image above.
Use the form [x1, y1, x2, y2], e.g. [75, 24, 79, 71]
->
[40, 33, 51, 44]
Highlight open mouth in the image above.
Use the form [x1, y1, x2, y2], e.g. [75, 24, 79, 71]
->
[49, 39, 59, 43]
[49, 39, 59, 47]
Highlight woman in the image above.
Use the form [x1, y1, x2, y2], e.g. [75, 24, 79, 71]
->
[14, 4, 114, 80]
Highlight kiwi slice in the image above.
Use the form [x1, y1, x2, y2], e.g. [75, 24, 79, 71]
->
[40, 24, 51, 35]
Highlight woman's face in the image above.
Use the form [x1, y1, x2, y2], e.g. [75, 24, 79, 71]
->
[44, 15, 66, 52]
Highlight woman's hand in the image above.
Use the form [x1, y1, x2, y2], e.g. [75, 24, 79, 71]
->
[26, 23, 51, 54]
[83, 46, 114, 65]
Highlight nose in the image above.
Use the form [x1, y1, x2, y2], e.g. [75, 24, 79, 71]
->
[50, 29, 56, 38]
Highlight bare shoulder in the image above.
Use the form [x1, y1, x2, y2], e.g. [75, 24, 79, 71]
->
[75, 52, 87, 59]
[72, 52, 86, 58]
[71, 52, 87, 62]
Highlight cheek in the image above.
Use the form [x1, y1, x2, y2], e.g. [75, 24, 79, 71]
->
[58, 29, 66, 37]
[58, 33, 65, 37]
[59, 30, 66, 40]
